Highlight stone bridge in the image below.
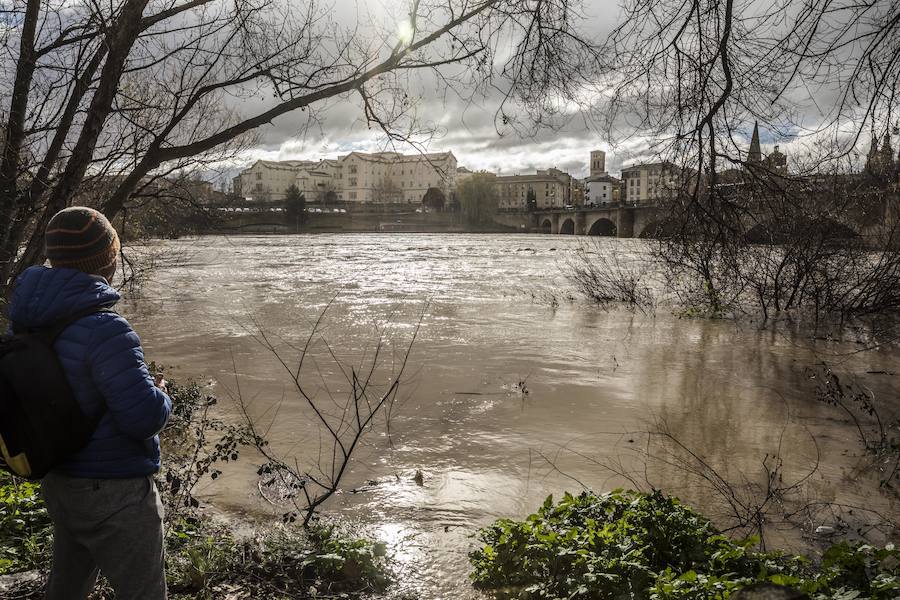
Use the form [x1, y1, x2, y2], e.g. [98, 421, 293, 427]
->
[495, 205, 663, 238]
[496, 196, 896, 242]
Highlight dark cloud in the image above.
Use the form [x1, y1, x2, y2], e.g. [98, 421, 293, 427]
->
[219, 0, 858, 180]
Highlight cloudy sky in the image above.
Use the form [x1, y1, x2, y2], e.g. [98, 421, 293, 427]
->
[217, 0, 874, 181]
[222, 0, 663, 179]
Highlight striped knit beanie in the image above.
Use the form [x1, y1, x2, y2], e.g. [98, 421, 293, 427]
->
[45, 207, 120, 280]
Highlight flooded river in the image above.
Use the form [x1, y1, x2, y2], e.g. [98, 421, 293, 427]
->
[123, 234, 899, 599]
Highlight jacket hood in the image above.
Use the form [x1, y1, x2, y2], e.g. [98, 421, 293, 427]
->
[8, 265, 120, 329]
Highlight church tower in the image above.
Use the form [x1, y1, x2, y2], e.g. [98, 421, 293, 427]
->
[589, 150, 606, 177]
[880, 131, 894, 170]
[748, 122, 762, 165]
[865, 128, 880, 174]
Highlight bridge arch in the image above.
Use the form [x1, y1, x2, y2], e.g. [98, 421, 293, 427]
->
[587, 217, 617, 236]
[744, 218, 859, 244]
[559, 218, 576, 234]
[539, 218, 553, 233]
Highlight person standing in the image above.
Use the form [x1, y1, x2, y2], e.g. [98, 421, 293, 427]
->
[7, 207, 172, 600]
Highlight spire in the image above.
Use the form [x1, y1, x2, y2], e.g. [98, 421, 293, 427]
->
[748, 121, 762, 164]
[868, 123, 879, 157]
[882, 130, 894, 166]
[865, 120, 880, 174]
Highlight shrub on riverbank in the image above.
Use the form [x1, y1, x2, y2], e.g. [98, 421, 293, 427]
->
[0, 474, 52, 575]
[0, 374, 393, 598]
[470, 490, 900, 600]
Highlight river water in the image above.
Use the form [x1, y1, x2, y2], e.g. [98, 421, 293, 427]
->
[123, 234, 899, 599]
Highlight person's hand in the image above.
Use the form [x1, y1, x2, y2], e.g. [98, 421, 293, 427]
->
[154, 374, 168, 394]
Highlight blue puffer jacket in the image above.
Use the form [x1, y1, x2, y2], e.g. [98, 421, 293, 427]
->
[8, 266, 172, 478]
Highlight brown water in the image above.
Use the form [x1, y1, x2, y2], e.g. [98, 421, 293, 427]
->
[122, 234, 899, 599]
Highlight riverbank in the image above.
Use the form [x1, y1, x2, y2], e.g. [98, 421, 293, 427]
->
[0, 376, 400, 600]
[3, 463, 897, 599]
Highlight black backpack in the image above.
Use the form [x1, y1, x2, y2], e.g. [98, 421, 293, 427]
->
[0, 307, 112, 479]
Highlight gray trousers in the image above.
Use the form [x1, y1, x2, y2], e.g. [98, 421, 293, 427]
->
[40, 471, 167, 600]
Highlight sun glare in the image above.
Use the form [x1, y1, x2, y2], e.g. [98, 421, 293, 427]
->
[397, 19, 414, 45]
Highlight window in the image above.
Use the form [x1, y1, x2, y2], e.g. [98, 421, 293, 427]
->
[349, 165, 357, 174]
[256, 172, 262, 180]
[255, 183, 263, 191]
[349, 178, 357, 186]
[349, 191, 357, 199]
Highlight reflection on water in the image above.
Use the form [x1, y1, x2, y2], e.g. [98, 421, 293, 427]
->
[124, 234, 899, 599]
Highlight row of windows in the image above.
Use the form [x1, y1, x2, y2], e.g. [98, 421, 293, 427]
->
[341, 180, 442, 189]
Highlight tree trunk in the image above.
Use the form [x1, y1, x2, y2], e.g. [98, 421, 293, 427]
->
[0, 0, 41, 287]
[11, 0, 151, 282]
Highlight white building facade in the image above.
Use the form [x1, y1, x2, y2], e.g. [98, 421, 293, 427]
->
[233, 160, 317, 201]
[234, 151, 457, 204]
[620, 162, 689, 204]
[584, 175, 619, 206]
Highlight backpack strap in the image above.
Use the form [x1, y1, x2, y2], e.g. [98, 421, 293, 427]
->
[14, 307, 117, 342]
[31, 307, 117, 428]
[46, 307, 117, 342]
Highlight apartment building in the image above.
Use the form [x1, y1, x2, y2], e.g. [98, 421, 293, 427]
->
[296, 160, 340, 202]
[233, 160, 317, 201]
[234, 151, 457, 204]
[620, 162, 689, 204]
[339, 151, 456, 203]
[495, 168, 572, 210]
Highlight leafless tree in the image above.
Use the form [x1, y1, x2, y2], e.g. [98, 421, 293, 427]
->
[538, 416, 899, 552]
[574, 0, 900, 329]
[371, 177, 401, 204]
[0, 0, 604, 293]
[602, 0, 899, 175]
[231, 299, 427, 527]
[568, 242, 656, 312]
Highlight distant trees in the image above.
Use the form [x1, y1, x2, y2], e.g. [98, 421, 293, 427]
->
[526, 188, 537, 211]
[284, 185, 306, 230]
[458, 174, 498, 224]
[372, 178, 401, 204]
[422, 187, 446, 211]
[447, 191, 461, 213]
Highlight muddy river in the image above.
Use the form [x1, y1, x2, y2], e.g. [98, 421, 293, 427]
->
[122, 234, 899, 599]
